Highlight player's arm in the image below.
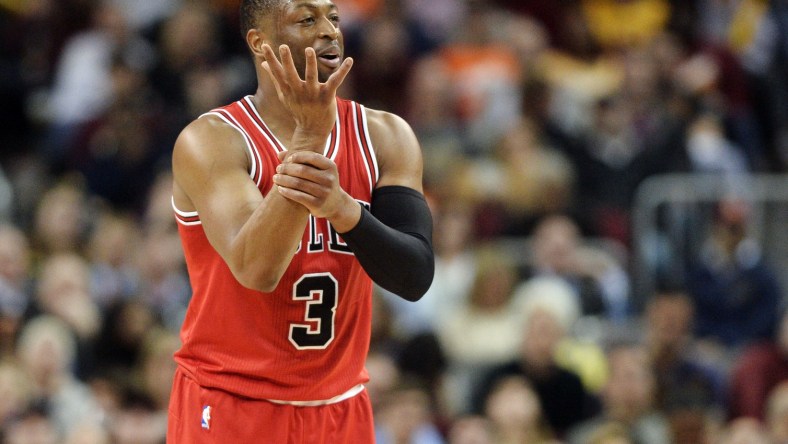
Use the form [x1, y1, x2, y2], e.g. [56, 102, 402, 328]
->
[276, 109, 435, 301]
[172, 116, 310, 292]
[348, 110, 434, 301]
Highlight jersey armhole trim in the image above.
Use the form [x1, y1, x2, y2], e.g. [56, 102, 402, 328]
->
[172, 196, 202, 226]
[200, 110, 263, 187]
[324, 102, 341, 161]
[359, 105, 380, 185]
[351, 103, 379, 195]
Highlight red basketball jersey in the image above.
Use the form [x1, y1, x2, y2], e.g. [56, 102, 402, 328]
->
[173, 96, 379, 401]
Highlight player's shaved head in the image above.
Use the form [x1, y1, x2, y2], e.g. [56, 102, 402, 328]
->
[240, 0, 287, 36]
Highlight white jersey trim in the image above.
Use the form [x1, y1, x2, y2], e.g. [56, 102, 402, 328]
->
[241, 96, 286, 154]
[359, 105, 380, 185]
[324, 102, 341, 161]
[266, 384, 365, 407]
[351, 105, 374, 194]
[171, 196, 201, 226]
[242, 96, 339, 160]
[200, 111, 262, 187]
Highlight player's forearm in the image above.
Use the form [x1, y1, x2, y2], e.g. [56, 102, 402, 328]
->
[230, 136, 328, 291]
[339, 186, 435, 301]
[229, 190, 309, 292]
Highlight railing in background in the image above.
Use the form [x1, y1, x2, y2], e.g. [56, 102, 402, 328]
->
[631, 173, 788, 311]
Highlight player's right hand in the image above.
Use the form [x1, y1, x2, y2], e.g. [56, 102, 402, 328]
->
[262, 44, 353, 152]
[273, 150, 361, 232]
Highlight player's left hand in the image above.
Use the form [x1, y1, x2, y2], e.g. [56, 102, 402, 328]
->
[273, 151, 360, 231]
[261, 44, 353, 153]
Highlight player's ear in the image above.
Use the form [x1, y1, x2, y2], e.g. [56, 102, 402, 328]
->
[246, 28, 270, 59]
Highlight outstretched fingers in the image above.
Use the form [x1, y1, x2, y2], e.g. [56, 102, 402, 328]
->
[278, 45, 302, 84]
[325, 57, 353, 94]
[304, 47, 318, 85]
[261, 44, 288, 102]
[262, 43, 353, 91]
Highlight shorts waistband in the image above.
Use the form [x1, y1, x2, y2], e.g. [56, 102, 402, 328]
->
[266, 384, 365, 407]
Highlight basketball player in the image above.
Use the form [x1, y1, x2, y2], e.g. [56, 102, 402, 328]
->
[166, 0, 434, 442]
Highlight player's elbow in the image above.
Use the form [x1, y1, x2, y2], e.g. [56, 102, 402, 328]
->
[396, 285, 428, 302]
[403, 268, 434, 302]
[386, 254, 435, 302]
[227, 242, 289, 292]
[233, 267, 284, 293]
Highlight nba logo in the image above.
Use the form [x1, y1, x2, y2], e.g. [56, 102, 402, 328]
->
[201, 405, 212, 430]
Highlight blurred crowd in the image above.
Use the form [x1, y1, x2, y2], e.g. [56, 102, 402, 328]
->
[0, 0, 787, 443]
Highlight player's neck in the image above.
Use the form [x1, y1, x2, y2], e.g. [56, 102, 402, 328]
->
[252, 77, 298, 141]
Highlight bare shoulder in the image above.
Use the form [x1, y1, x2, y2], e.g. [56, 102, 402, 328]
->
[363, 108, 423, 190]
[173, 115, 247, 168]
[172, 114, 250, 211]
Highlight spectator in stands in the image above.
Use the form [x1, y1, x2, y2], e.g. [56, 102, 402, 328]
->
[134, 229, 190, 332]
[402, 0, 466, 46]
[683, 112, 749, 175]
[345, 0, 432, 115]
[644, 289, 724, 414]
[31, 180, 91, 257]
[73, 56, 165, 213]
[148, 2, 224, 124]
[643, 289, 724, 443]
[86, 212, 141, 309]
[41, 1, 154, 169]
[365, 350, 401, 413]
[482, 374, 557, 444]
[386, 201, 477, 334]
[567, 343, 671, 444]
[404, 55, 464, 191]
[92, 299, 156, 380]
[473, 275, 597, 438]
[686, 198, 783, 348]
[31, 253, 102, 379]
[421, 2, 522, 155]
[568, 90, 679, 245]
[423, 202, 477, 329]
[33, 253, 101, 344]
[137, 328, 179, 413]
[15, 316, 103, 440]
[438, 246, 523, 415]
[446, 414, 494, 444]
[140, 172, 179, 237]
[728, 309, 788, 421]
[108, 389, 166, 444]
[451, 117, 576, 236]
[526, 214, 629, 320]
[374, 378, 445, 444]
[4, 404, 59, 444]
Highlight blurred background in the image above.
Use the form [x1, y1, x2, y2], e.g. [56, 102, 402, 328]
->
[0, 0, 786, 443]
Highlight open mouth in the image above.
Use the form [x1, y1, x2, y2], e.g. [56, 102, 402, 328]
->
[317, 48, 342, 68]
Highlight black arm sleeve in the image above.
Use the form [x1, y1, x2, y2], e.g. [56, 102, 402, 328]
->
[340, 186, 435, 301]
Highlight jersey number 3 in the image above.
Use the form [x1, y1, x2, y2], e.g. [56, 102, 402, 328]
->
[289, 273, 338, 350]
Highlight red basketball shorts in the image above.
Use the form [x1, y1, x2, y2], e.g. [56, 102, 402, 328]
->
[166, 368, 375, 443]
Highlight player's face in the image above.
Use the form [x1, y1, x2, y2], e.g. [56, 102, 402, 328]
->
[272, 0, 344, 82]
